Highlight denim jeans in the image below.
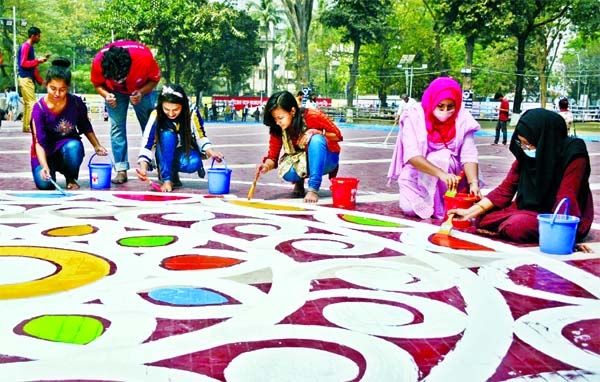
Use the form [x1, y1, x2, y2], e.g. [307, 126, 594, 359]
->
[106, 91, 155, 171]
[494, 120, 507, 144]
[282, 134, 339, 192]
[32, 139, 84, 190]
[155, 129, 202, 182]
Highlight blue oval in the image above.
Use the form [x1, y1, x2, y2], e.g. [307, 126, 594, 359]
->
[148, 287, 228, 306]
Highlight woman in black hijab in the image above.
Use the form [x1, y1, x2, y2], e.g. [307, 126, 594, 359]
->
[450, 108, 593, 251]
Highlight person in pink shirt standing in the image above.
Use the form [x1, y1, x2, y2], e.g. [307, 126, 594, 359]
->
[387, 76, 482, 219]
[90, 40, 160, 184]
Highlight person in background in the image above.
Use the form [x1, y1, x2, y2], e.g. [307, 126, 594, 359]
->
[387, 76, 482, 219]
[257, 90, 343, 203]
[305, 93, 318, 109]
[31, 58, 108, 190]
[449, 108, 593, 252]
[492, 92, 510, 145]
[137, 84, 223, 193]
[393, 94, 416, 125]
[558, 97, 574, 136]
[90, 40, 160, 184]
[18, 26, 49, 133]
[296, 91, 305, 106]
[7, 86, 21, 121]
[253, 107, 260, 122]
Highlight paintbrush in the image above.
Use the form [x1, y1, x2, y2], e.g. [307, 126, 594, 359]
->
[444, 170, 465, 198]
[247, 171, 261, 200]
[136, 169, 162, 192]
[438, 213, 455, 235]
[47, 177, 67, 196]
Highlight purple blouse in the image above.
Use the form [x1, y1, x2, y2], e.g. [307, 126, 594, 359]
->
[30, 94, 92, 168]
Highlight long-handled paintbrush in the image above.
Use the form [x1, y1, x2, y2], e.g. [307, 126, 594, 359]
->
[136, 169, 162, 192]
[247, 171, 261, 200]
[47, 177, 67, 196]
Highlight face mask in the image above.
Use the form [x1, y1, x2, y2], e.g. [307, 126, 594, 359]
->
[433, 109, 455, 122]
[523, 148, 536, 158]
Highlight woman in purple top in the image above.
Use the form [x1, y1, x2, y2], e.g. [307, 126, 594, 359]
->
[387, 77, 482, 219]
[30, 58, 108, 190]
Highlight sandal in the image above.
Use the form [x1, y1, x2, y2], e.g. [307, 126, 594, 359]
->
[292, 181, 305, 198]
[111, 171, 128, 184]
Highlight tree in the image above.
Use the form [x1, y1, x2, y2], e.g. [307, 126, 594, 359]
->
[426, 0, 500, 90]
[498, 1, 570, 113]
[248, 0, 282, 95]
[320, 0, 393, 107]
[92, 0, 261, 101]
[280, 0, 314, 88]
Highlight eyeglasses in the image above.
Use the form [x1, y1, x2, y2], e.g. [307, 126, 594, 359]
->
[515, 140, 534, 151]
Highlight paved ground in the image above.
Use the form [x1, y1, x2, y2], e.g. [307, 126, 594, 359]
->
[1, 117, 599, 381]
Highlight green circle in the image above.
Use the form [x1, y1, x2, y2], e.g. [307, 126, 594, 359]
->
[23, 315, 105, 345]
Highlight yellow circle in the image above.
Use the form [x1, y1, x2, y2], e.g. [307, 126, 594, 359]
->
[0, 246, 110, 300]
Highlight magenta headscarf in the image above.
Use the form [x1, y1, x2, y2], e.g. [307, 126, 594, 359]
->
[421, 77, 463, 144]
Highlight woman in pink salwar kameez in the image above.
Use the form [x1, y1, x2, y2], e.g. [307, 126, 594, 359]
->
[387, 77, 482, 219]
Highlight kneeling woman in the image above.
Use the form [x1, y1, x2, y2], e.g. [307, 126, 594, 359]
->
[137, 84, 223, 192]
[449, 108, 594, 252]
[258, 90, 343, 203]
[31, 58, 108, 190]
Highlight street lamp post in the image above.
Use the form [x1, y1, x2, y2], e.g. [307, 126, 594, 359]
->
[1, 7, 27, 91]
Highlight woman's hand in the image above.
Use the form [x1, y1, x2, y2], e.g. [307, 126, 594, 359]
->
[258, 159, 275, 174]
[299, 129, 321, 147]
[95, 146, 108, 156]
[469, 182, 482, 198]
[206, 148, 224, 162]
[439, 172, 461, 190]
[40, 166, 51, 181]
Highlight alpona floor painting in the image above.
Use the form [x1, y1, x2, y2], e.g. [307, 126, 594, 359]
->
[0, 190, 599, 381]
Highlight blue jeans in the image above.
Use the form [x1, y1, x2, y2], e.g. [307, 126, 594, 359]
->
[32, 139, 84, 190]
[494, 120, 507, 144]
[155, 129, 202, 182]
[282, 134, 339, 192]
[106, 92, 155, 171]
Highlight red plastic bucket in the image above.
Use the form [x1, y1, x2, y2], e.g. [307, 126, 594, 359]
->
[443, 192, 480, 228]
[330, 177, 359, 209]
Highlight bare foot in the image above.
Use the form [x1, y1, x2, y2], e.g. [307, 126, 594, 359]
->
[66, 181, 80, 190]
[304, 190, 318, 203]
[161, 181, 173, 192]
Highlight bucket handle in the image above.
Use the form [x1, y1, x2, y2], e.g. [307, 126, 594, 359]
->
[210, 158, 228, 170]
[88, 153, 113, 167]
[550, 197, 570, 225]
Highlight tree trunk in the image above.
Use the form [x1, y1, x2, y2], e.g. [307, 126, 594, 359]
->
[463, 35, 475, 91]
[281, 0, 314, 88]
[513, 36, 527, 113]
[346, 42, 361, 107]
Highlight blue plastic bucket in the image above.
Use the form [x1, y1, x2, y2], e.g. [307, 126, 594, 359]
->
[207, 158, 231, 194]
[88, 154, 112, 189]
[537, 197, 580, 255]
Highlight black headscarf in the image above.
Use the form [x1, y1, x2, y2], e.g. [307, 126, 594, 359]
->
[508, 108, 590, 212]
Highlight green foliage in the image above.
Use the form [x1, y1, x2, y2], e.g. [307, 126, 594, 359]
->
[91, 0, 261, 97]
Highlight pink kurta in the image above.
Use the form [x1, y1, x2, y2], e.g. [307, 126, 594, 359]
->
[388, 105, 480, 218]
